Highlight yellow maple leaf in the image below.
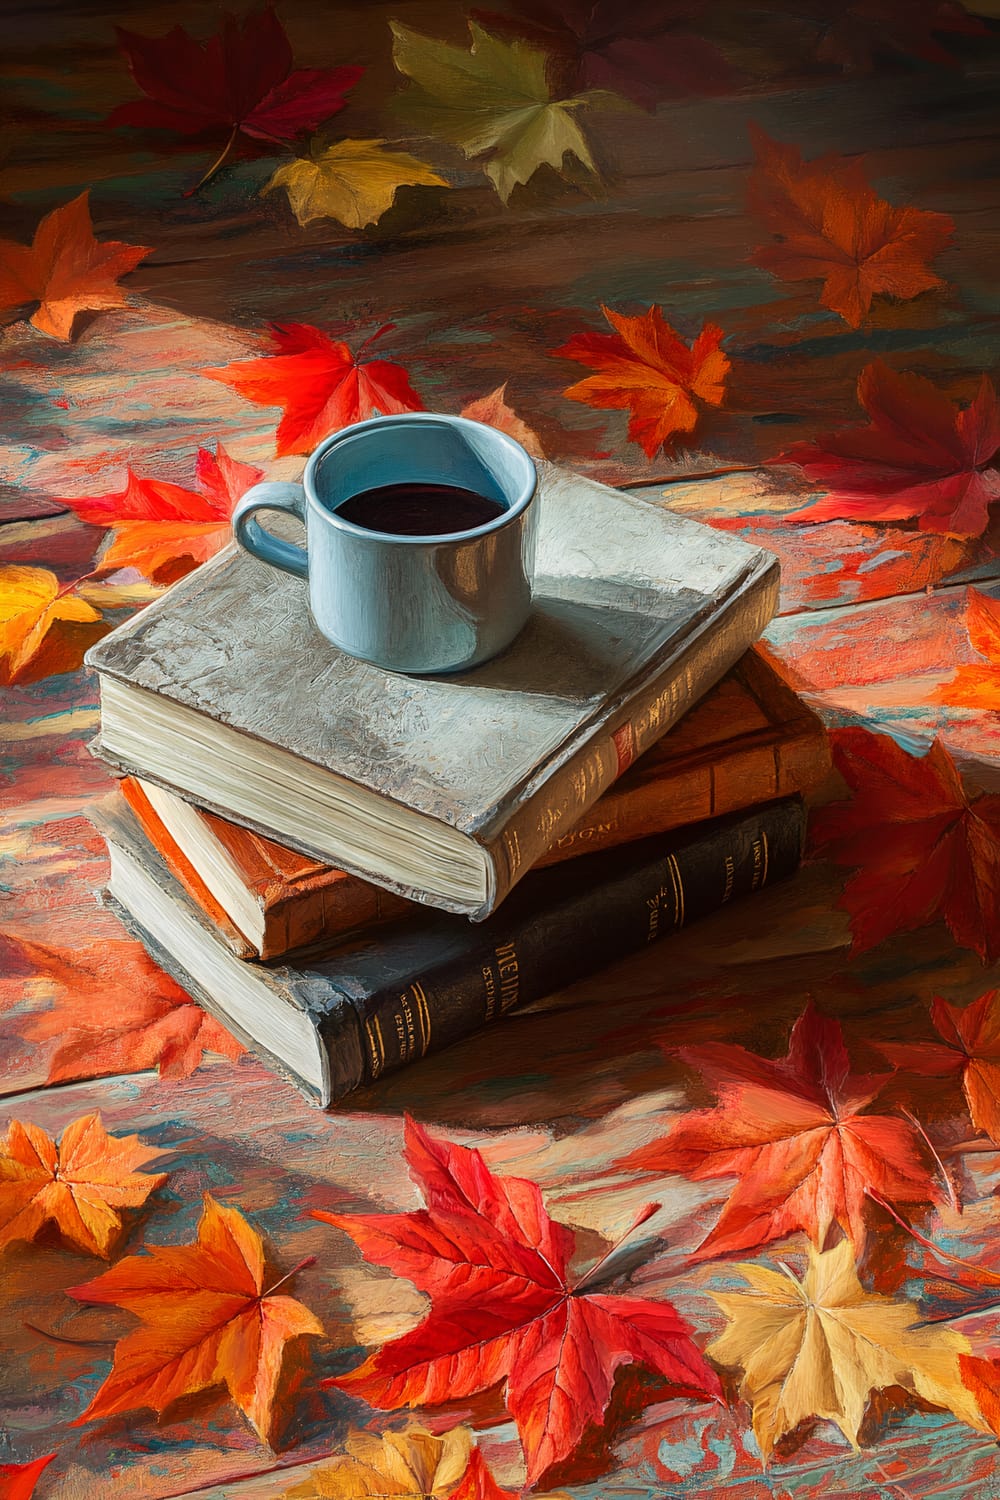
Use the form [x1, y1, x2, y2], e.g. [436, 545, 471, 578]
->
[461, 384, 545, 457]
[0, 564, 106, 686]
[707, 1239, 989, 1461]
[265, 139, 448, 229]
[391, 21, 614, 203]
[281, 1426, 472, 1497]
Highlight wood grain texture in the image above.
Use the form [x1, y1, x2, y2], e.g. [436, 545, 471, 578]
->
[3, 2, 1000, 1494]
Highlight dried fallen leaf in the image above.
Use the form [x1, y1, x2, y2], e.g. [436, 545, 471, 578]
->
[933, 588, 1000, 707]
[59, 444, 263, 583]
[461, 385, 545, 457]
[0, 1112, 166, 1258]
[265, 139, 448, 228]
[782, 362, 1000, 537]
[111, 10, 362, 188]
[815, 0, 987, 70]
[0, 1454, 56, 1500]
[554, 304, 728, 456]
[0, 192, 151, 339]
[391, 20, 614, 203]
[7, 927, 245, 1084]
[281, 1426, 471, 1498]
[708, 1239, 987, 1462]
[71, 1194, 322, 1444]
[204, 323, 424, 457]
[0, 564, 106, 686]
[618, 1003, 943, 1259]
[317, 1117, 720, 1486]
[879, 991, 1000, 1144]
[472, 0, 734, 107]
[811, 728, 1000, 962]
[748, 125, 953, 327]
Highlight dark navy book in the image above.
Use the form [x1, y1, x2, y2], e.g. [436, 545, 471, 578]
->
[95, 792, 805, 1107]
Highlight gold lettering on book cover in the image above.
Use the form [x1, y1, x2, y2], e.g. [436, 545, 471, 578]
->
[722, 853, 735, 904]
[494, 939, 520, 1012]
[364, 1016, 385, 1079]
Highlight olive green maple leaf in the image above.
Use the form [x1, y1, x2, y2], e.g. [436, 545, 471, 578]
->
[390, 20, 618, 203]
[265, 138, 448, 228]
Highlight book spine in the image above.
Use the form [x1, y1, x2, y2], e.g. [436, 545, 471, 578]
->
[480, 561, 780, 914]
[262, 882, 411, 961]
[321, 797, 803, 1101]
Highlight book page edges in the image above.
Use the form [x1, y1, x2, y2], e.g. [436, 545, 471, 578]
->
[479, 555, 781, 914]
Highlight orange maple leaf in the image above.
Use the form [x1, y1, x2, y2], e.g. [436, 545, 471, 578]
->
[202, 323, 424, 457]
[879, 990, 1000, 1144]
[71, 1194, 323, 1445]
[553, 304, 728, 456]
[933, 588, 1000, 710]
[0, 192, 151, 339]
[59, 445, 263, 584]
[748, 124, 953, 327]
[0, 1454, 56, 1500]
[461, 384, 545, 458]
[0, 1112, 166, 1258]
[0, 565, 107, 686]
[6, 929, 245, 1083]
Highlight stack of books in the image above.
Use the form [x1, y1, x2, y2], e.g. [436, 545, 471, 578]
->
[85, 462, 827, 1106]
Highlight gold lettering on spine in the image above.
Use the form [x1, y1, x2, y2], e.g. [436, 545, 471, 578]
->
[364, 1016, 385, 1079]
[667, 853, 685, 927]
[412, 980, 432, 1055]
[751, 834, 767, 891]
[761, 831, 769, 887]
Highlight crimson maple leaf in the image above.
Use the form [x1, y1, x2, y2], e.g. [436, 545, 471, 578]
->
[618, 1003, 944, 1260]
[748, 125, 953, 327]
[110, 8, 362, 187]
[203, 323, 424, 457]
[782, 361, 1000, 537]
[878, 992, 1000, 1144]
[553, 304, 729, 457]
[0, 191, 150, 340]
[59, 444, 263, 583]
[471, 0, 733, 107]
[811, 728, 1000, 962]
[0, 1454, 55, 1500]
[315, 1117, 720, 1485]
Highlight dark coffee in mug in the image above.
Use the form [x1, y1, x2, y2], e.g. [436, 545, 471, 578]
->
[334, 482, 506, 537]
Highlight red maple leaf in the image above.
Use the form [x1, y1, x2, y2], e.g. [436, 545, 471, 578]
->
[618, 1003, 944, 1260]
[203, 323, 425, 457]
[471, 0, 733, 107]
[748, 125, 953, 327]
[0, 1454, 56, 1500]
[315, 1117, 720, 1485]
[553, 304, 729, 457]
[878, 991, 1000, 1144]
[0, 192, 151, 340]
[59, 444, 263, 583]
[811, 728, 1000, 963]
[110, 8, 362, 186]
[781, 361, 1000, 536]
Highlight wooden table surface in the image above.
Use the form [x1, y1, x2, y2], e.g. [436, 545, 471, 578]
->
[3, 4, 1000, 1496]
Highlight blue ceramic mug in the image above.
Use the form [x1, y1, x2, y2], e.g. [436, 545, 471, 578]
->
[231, 412, 538, 675]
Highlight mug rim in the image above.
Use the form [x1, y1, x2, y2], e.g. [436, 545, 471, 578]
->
[301, 411, 538, 546]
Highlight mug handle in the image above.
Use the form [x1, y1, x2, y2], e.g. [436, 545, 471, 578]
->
[232, 482, 308, 579]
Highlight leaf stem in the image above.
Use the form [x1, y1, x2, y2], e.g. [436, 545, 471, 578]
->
[187, 124, 240, 196]
[262, 1253, 317, 1298]
[868, 1190, 1000, 1287]
[900, 1108, 958, 1211]
[570, 1202, 659, 1294]
[23, 1320, 116, 1348]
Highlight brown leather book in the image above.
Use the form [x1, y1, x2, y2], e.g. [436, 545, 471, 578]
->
[121, 649, 828, 960]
